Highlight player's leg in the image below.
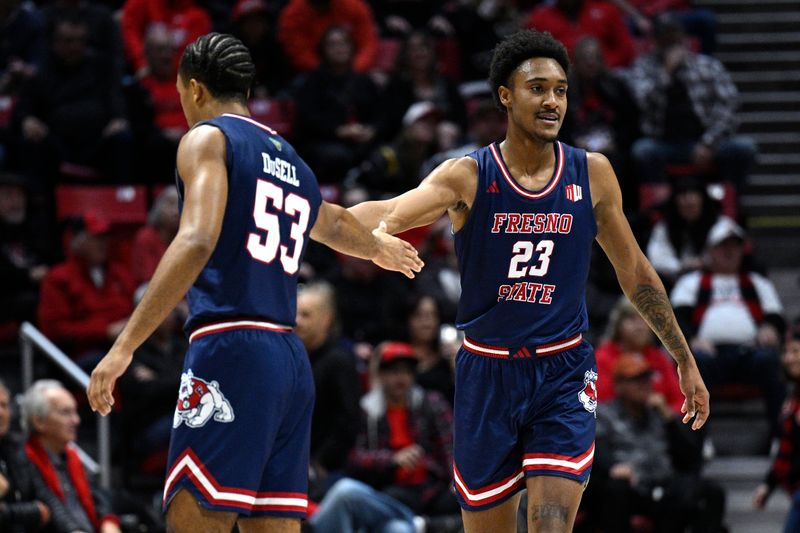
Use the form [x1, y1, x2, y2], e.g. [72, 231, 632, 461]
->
[524, 476, 584, 533]
[453, 347, 528, 533]
[461, 492, 522, 533]
[166, 488, 237, 533]
[237, 516, 300, 533]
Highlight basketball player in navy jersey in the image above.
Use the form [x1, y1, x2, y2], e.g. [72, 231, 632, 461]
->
[87, 33, 422, 532]
[349, 30, 709, 532]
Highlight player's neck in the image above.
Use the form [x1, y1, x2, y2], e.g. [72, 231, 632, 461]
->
[499, 128, 556, 177]
[199, 101, 251, 123]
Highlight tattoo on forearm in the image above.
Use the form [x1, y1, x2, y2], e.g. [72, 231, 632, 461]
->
[531, 504, 569, 524]
[631, 283, 689, 364]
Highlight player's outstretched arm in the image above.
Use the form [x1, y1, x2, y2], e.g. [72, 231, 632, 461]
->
[87, 126, 228, 416]
[310, 202, 424, 278]
[347, 156, 476, 235]
[589, 152, 709, 430]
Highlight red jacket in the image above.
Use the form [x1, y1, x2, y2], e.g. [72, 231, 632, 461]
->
[140, 76, 187, 131]
[121, 0, 211, 72]
[526, 1, 636, 68]
[595, 340, 684, 413]
[37, 256, 135, 355]
[131, 225, 170, 285]
[277, 0, 378, 73]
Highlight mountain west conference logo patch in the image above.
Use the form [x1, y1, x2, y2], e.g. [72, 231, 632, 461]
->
[173, 369, 234, 428]
[578, 370, 598, 415]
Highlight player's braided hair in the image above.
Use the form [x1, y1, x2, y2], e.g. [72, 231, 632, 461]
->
[179, 33, 255, 103]
[488, 30, 570, 113]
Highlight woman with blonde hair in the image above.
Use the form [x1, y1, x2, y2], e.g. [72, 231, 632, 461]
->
[596, 297, 684, 412]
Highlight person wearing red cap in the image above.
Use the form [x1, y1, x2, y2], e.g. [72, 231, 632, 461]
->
[347, 341, 457, 518]
[37, 211, 135, 360]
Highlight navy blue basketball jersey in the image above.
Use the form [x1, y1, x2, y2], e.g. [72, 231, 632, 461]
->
[454, 141, 597, 346]
[178, 113, 322, 333]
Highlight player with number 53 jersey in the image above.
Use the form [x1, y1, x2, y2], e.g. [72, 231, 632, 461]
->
[86, 33, 422, 533]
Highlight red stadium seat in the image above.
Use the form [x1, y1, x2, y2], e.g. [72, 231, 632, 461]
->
[56, 185, 148, 225]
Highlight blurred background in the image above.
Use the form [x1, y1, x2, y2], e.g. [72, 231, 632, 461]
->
[0, 0, 798, 531]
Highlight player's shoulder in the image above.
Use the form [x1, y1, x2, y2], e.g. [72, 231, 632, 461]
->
[179, 124, 226, 153]
[428, 155, 477, 183]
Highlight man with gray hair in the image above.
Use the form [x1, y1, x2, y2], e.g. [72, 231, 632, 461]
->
[20, 380, 121, 533]
[296, 281, 361, 495]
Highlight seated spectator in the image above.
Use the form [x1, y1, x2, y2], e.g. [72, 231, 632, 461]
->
[126, 26, 185, 182]
[16, 16, 133, 183]
[120, 0, 211, 76]
[38, 212, 135, 361]
[131, 186, 179, 286]
[308, 477, 419, 533]
[0, 173, 51, 331]
[609, 0, 717, 55]
[645, 178, 724, 285]
[753, 328, 800, 531]
[411, 218, 461, 323]
[380, 30, 467, 141]
[0, 378, 62, 532]
[368, 0, 453, 37]
[293, 25, 381, 183]
[117, 288, 184, 481]
[348, 342, 458, 517]
[231, 0, 292, 97]
[671, 218, 786, 441]
[277, 0, 379, 74]
[326, 251, 412, 345]
[420, 97, 507, 176]
[394, 293, 454, 402]
[20, 380, 121, 533]
[526, 0, 636, 68]
[347, 101, 442, 197]
[296, 282, 361, 496]
[588, 355, 726, 532]
[0, 0, 45, 171]
[560, 36, 639, 209]
[629, 13, 757, 190]
[42, 0, 124, 76]
[596, 297, 683, 412]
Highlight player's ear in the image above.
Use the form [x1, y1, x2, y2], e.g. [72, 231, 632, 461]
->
[498, 85, 511, 109]
[189, 78, 203, 104]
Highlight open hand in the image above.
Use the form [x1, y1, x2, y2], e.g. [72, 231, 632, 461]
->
[370, 221, 424, 279]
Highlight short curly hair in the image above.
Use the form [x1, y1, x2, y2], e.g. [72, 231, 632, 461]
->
[488, 30, 570, 112]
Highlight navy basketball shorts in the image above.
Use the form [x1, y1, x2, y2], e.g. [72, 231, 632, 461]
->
[163, 322, 314, 518]
[453, 336, 597, 511]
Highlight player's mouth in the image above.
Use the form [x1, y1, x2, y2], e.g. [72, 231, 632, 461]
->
[536, 112, 559, 124]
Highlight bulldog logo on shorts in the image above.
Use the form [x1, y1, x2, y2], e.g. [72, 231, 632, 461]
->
[578, 370, 598, 415]
[173, 369, 235, 428]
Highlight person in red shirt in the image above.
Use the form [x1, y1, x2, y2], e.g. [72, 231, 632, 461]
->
[526, 0, 636, 68]
[120, 0, 211, 75]
[131, 186, 179, 286]
[596, 297, 684, 412]
[277, 0, 379, 73]
[37, 212, 135, 361]
[348, 342, 457, 516]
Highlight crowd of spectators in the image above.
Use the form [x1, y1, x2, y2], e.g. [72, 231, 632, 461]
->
[0, 0, 795, 531]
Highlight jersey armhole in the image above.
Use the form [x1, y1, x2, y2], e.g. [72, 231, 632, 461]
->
[452, 153, 483, 237]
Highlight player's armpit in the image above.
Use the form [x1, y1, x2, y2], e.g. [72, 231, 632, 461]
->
[348, 156, 477, 234]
